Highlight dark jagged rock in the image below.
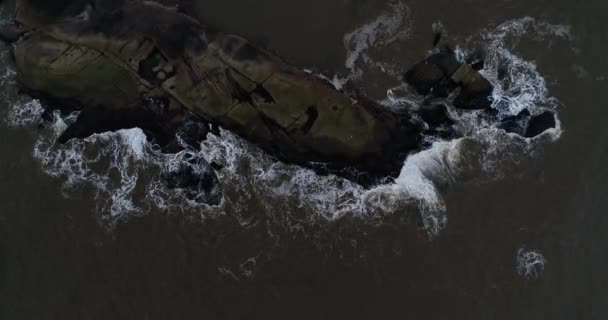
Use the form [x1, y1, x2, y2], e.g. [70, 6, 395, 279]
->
[419, 104, 453, 127]
[404, 62, 447, 95]
[0, 23, 25, 44]
[432, 32, 442, 48]
[427, 48, 462, 76]
[404, 49, 494, 109]
[499, 109, 530, 135]
[467, 48, 486, 71]
[525, 111, 556, 138]
[404, 49, 459, 96]
[451, 64, 494, 110]
[471, 59, 484, 71]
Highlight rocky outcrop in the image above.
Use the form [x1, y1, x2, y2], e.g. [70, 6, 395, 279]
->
[525, 111, 557, 138]
[11, 0, 424, 184]
[405, 48, 557, 137]
[404, 48, 494, 110]
[7, 0, 555, 187]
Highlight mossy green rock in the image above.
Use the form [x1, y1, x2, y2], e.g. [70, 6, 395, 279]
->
[15, 34, 140, 107]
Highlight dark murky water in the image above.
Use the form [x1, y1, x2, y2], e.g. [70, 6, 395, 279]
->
[1, 0, 608, 319]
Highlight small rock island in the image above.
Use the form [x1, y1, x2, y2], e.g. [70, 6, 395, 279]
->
[2, 0, 557, 185]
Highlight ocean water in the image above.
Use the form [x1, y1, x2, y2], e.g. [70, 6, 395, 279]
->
[1, 0, 607, 319]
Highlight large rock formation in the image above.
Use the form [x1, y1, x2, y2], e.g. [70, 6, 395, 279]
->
[4, 0, 557, 186]
[12, 0, 423, 181]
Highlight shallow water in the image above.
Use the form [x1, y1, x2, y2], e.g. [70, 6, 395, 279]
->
[1, 0, 608, 319]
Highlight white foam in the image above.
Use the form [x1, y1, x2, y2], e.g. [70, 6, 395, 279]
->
[517, 247, 547, 280]
[432, 21, 444, 34]
[194, 128, 459, 236]
[6, 100, 44, 127]
[362, 17, 572, 234]
[380, 83, 422, 110]
[201, 130, 365, 225]
[20, 108, 222, 222]
[114, 128, 148, 161]
[362, 140, 465, 235]
[303, 1, 413, 91]
[239, 256, 258, 278]
[479, 18, 564, 117]
[302, 68, 350, 92]
[0, 63, 15, 85]
[343, 1, 412, 77]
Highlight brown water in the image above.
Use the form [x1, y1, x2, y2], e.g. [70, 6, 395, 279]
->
[1, 0, 608, 319]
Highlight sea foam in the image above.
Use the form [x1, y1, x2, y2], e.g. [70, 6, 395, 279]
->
[517, 247, 547, 280]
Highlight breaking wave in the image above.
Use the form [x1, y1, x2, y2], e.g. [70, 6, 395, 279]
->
[4, 3, 571, 236]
